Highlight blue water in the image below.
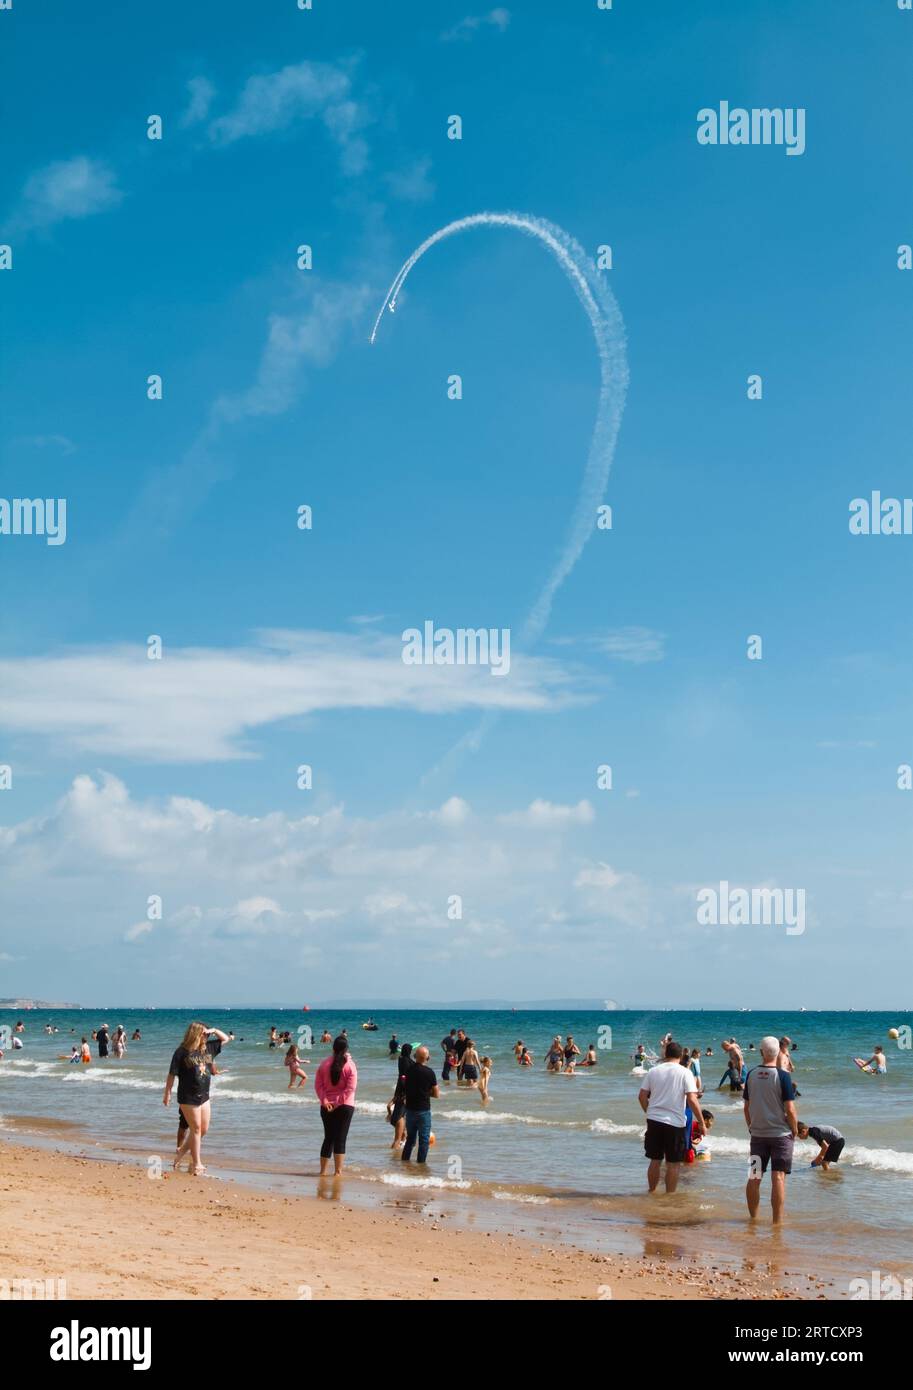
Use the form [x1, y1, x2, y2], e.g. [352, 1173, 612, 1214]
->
[2, 1008, 910, 1281]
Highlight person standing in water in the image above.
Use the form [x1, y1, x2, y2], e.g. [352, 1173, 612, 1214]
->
[164, 1022, 229, 1176]
[460, 1038, 481, 1088]
[402, 1045, 439, 1164]
[638, 1041, 705, 1193]
[285, 1042, 308, 1089]
[314, 1036, 357, 1176]
[387, 1042, 414, 1148]
[96, 1022, 110, 1060]
[743, 1036, 798, 1224]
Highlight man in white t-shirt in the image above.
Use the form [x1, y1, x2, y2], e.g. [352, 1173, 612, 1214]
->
[638, 1040, 706, 1192]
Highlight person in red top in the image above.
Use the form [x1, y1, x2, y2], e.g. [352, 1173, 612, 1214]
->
[314, 1035, 358, 1176]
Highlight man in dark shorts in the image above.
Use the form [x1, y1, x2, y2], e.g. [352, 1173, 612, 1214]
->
[96, 1023, 110, 1059]
[638, 1040, 706, 1193]
[798, 1121, 845, 1170]
[744, 1035, 798, 1223]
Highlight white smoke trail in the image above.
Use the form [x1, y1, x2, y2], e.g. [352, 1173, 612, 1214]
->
[370, 211, 628, 772]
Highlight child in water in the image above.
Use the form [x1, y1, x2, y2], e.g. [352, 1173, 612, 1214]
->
[479, 1056, 492, 1103]
[693, 1109, 714, 1160]
[284, 1043, 308, 1089]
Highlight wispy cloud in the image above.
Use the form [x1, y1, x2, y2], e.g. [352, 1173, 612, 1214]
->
[180, 76, 217, 127]
[441, 8, 511, 42]
[0, 630, 589, 763]
[124, 276, 374, 540]
[13, 434, 76, 456]
[10, 156, 122, 232]
[384, 157, 435, 203]
[553, 626, 666, 665]
[207, 60, 370, 175]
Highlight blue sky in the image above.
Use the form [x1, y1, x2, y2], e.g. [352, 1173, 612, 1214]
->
[1, 0, 910, 1006]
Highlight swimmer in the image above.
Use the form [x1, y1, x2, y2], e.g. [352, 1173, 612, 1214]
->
[320, 1030, 332, 1044]
[388, 1034, 399, 1056]
[545, 1038, 564, 1072]
[798, 1121, 845, 1170]
[131, 1029, 142, 1041]
[513, 1040, 524, 1061]
[68, 1046, 81, 1063]
[518, 1047, 533, 1066]
[80, 1037, 91, 1063]
[580, 1043, 598, 1067]
[859, 1046, 887, 1074]
[460, 1039, 481, 1087]
[284, 1043, 308, 1089]
[479, 1056, 492, 1103]
[564, 1036, 580, 1065]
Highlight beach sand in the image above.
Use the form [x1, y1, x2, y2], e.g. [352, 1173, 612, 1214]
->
[0, 1139, 809, 1301]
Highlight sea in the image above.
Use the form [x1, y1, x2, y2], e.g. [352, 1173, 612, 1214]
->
[2, 1007, 910, 1295]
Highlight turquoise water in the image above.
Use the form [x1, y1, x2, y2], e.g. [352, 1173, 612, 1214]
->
[2, 1008, 910, 1281]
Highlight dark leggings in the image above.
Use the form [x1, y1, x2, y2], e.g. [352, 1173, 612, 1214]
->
[320, 1104, 354, 1157]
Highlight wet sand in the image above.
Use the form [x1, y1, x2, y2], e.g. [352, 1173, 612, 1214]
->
[1, 1140, 812, 1301]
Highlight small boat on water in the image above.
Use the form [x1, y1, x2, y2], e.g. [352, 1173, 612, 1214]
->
[361, 1019, 378, 1031]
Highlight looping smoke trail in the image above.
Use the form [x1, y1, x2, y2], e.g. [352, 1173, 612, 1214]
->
[371, 212, 628, 782]
[370, 211, 628, 650]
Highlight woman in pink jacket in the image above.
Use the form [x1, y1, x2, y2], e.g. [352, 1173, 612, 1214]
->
[314, 1035, 358, 1175]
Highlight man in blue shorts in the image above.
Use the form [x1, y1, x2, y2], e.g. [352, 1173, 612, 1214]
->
[743, 1035, 798, 1224]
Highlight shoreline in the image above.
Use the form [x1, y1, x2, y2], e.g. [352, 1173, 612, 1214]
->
[1, 1126, 826, 1301]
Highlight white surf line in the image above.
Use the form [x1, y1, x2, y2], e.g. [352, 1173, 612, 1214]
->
[369, 210, 628, 648]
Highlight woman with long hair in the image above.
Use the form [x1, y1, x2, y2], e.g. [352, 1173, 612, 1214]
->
[163, 1021, 228, 1176]
[314, 1035, 357, 1176]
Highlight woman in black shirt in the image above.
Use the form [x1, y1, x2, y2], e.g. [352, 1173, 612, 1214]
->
[163, 1022, 228, 1175]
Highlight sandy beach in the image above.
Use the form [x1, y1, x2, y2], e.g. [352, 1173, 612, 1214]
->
[1, 1138, 812, 1302]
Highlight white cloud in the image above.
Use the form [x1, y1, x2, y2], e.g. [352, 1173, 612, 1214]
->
[207, 60, 370, 174]
[501, 799, 595, 828]
[575, 863, 622, 890]
[12, 156, 122, 231]
[0, 776, 641, 973]
[13, 434, 76, 455]
[210, 280, 373, 425]
[553, 626, 665, 665]
[384, 157, 435, 203]
[0, 629, 588, 763]
[433, 796, 471, 826]
[181, 76, 216, 127]
[442, 8, 511, 41]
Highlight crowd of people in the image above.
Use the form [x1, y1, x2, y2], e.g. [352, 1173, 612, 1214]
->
[637, 1032, 847, 1223]
[2, 1015, 857, 1218]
